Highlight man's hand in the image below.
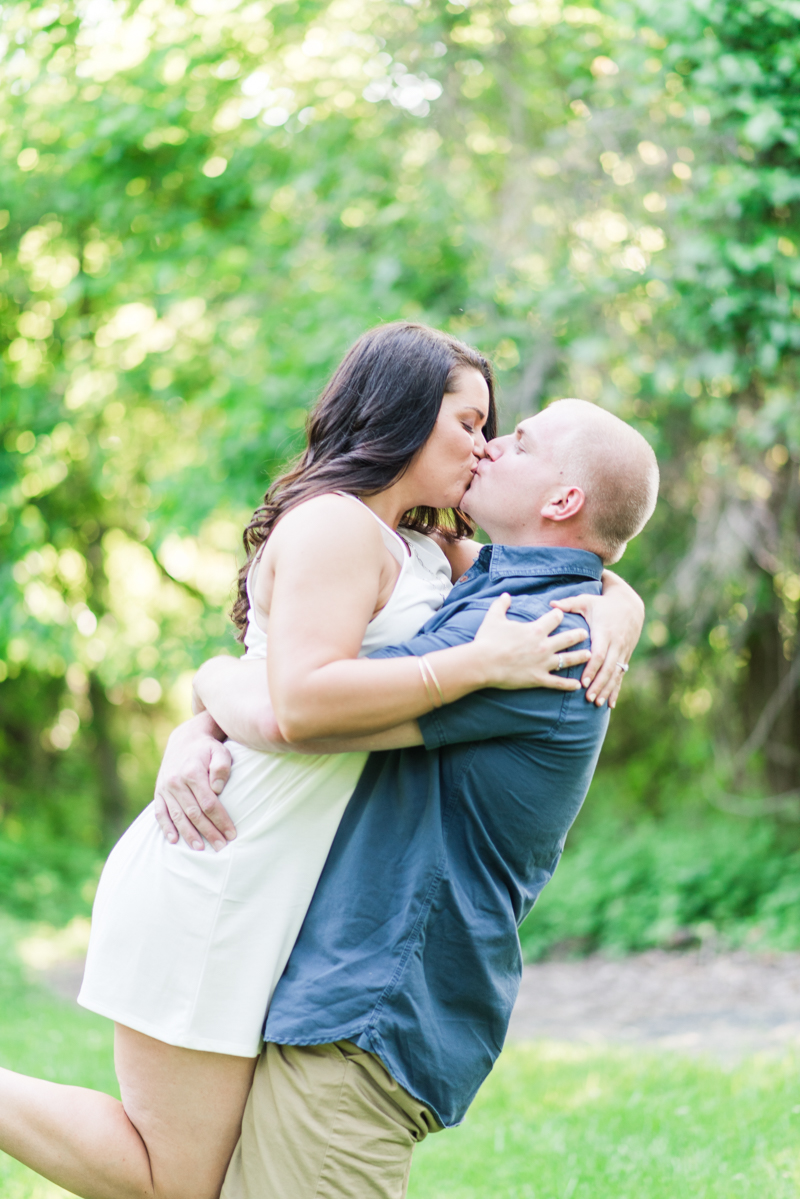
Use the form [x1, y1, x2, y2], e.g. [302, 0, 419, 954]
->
[153, 712, 237, 851]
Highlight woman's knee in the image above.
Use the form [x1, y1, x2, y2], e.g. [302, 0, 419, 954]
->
[114, 1026, 253, 1199]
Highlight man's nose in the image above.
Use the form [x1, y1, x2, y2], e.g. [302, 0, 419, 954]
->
[483, 437, 506, 461]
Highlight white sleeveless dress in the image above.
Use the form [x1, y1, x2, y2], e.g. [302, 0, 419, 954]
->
[78, 510, 452, 1057]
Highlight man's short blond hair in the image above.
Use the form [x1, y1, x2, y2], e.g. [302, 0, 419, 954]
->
[546, 399, 659, 563]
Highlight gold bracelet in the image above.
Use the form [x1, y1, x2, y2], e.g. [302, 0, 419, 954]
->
[417, 657, 437, 708]
[420, 655, 445, 708]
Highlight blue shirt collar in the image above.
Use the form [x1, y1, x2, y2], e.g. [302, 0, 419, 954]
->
[476, 544, 604, 582]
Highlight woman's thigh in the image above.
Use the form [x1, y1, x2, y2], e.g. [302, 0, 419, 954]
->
[115, 1024, 256, 1199]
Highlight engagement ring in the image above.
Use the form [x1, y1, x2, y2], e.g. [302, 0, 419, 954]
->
[616, 661, 629, 673]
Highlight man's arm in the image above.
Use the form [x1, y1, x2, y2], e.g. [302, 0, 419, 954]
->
[154, 680, 424, 850]
[370, 606, 595, 749]
[156, 604, 587, 848]
[192, 656, 277, 748]
[152, 712, 237, 851]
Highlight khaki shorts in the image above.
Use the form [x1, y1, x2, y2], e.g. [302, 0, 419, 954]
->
[220, 1040, 441, 1199]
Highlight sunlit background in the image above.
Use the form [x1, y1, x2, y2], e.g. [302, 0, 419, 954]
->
[1, 0, 799, 953]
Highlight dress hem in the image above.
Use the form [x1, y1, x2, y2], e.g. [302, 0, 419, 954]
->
[77, 993, 262, 1058]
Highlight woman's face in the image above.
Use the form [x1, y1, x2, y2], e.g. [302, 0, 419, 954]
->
[404, 367, 490, 509]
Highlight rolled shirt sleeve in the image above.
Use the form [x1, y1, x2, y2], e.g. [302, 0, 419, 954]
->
[370, 605, 590, 750]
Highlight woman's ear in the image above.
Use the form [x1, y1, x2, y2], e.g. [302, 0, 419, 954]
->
[540, 486, 586, 523]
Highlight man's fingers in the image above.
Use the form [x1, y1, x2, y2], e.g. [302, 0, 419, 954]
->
[166, 792, 226, 853]
[171, 765, 233, 850]
[209, 742, 232, 795]
[154, 794, 179, 844]
[160, 776, 208, 853]
[161, 774, 230, 852]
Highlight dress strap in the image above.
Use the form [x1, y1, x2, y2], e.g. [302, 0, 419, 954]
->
[332, 491, 410, 561]
[245, 548, 265, 609]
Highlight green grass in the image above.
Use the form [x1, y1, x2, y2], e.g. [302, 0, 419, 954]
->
[0, 916, 798, 1198]
[0, 917, 116, 1198]
[408, 1042, 800, 1199]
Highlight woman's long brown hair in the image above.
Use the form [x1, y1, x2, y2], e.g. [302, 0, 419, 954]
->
[231, 321, 496, 639]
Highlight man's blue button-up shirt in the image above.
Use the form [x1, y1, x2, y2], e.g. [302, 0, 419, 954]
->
[265, 545, 610, 1127]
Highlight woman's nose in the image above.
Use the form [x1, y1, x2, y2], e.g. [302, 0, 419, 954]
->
[472, 429, 488, 457]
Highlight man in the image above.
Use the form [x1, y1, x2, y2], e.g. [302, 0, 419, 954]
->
[159, 399, 658, 1198]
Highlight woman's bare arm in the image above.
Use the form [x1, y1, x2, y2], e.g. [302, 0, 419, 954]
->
[152, 704, 424, 851]
[193, 656, 424, 753]
[194, 497, 588, 744]
[265, 506, 588, 740]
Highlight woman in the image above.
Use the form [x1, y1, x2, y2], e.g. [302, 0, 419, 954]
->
[0, 323, 640, 1199]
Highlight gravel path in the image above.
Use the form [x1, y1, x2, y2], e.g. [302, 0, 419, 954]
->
[39, 950, 800, 1063]
[508, 949, 800, 1062]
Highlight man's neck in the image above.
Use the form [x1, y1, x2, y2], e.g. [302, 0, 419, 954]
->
[484, 522, 597, 554]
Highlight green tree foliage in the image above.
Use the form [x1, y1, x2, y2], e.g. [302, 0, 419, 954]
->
[0, 0, 798, 902]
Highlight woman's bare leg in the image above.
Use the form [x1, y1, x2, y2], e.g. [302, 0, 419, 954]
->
[0, 1024, 256, 1199]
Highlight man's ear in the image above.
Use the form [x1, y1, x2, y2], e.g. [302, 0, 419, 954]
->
[540, 486, 586, 523]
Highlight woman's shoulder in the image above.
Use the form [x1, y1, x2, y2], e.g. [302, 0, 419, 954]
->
[270, 492, 385, 554]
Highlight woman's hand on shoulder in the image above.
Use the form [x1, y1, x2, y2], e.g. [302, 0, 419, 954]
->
[549, 570, 644, 708]
[471, 595, 591, 691]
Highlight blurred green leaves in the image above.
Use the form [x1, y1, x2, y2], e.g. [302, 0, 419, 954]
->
[0, 0, 798, 862]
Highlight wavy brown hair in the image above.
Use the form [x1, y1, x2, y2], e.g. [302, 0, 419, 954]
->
[231, 321, 496, 638]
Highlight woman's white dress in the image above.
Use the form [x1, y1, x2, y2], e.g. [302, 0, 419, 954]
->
[78, 513, 452, 1057]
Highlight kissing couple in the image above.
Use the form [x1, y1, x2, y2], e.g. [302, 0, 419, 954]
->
[0, 321, 658, 1199]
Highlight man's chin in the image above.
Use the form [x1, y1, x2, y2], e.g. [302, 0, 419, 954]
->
[460, 489, 477, 519]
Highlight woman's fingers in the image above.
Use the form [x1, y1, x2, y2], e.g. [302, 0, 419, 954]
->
[586, 648, 627, 706]
[546, 627, 589, 654]
[580, 643, 607, 691]
[549, 596, 589, 615]
[608, 671, 625, 709]
[542, 673, 582, 691]
[530, 606, 565, 635]
[479, 592, 513, 628]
